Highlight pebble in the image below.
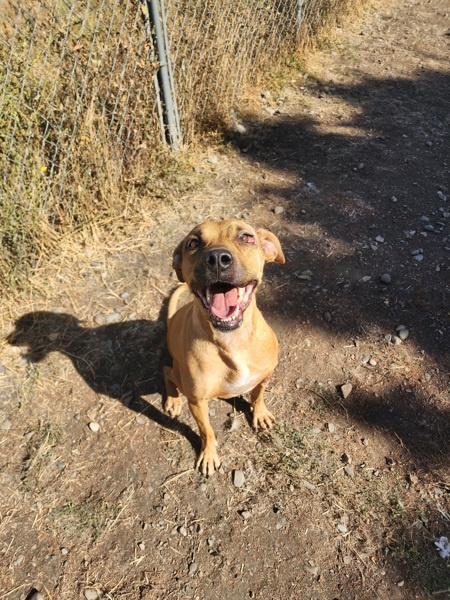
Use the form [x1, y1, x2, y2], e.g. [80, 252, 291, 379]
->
[0, 365, 6, 375]
[340, 383, 353, 399]
[188, 562, 198, 576]
[380, 273, 391, 284]
[105, 312, 121, 324]
[343, 555, 352, 565]
[323, 311, 332, 322]
[88, 421, 101, 433]
[437, 191, 447, 201]
[375, 235, 385, 243]
[311, 427, 322, 435]
[413, 254, 424, 261]
[424, 224, 435, 232]
[390, 196, 398, 203]
[61, 547, 68, 555]
[138, 541, 145, 551]
[135, 415, 146, 425]
[305, 565, 319, 576]
[384, 334, 392, 342]
[178, 525, 188, 537]
[302, 480, 316, 491]
[93, 314, 106, 326]
[398, 329, 409, 340]
[84, 591, 99, 600]
[369, 358, 377, 366]
[233, 470, 246, 488]
[0, 418, 12, 430]
[273, 206, 284, 215]
[420, 216, 430, 223]
[344, 466, 355, 478]
[337, 523, 348, 533]
[327, 422, 336, 433]
[392, 336, 402, 345]
[56, 461, 65, 469]
[410, 248, 423, 255]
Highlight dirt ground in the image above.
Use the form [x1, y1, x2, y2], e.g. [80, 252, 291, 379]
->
[1, 0, 450, 598]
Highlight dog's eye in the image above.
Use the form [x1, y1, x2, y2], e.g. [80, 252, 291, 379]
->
[240, 233, 255, 244]
[187, 238, 200, 250]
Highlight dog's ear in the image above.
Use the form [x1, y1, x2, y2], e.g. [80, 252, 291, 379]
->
[256, 229, 285, 264]
[172, 240, 185, 282]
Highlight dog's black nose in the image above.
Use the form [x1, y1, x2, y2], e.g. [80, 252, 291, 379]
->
[204, 248, 233, 274]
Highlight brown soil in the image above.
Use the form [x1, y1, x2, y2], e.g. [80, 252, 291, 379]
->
[1, 0, 450, 598]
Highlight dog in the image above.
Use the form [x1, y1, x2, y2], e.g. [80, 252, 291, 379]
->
[163, 219, 285, 475]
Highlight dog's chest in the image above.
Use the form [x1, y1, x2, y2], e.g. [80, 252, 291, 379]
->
[221, 364, 263, 398]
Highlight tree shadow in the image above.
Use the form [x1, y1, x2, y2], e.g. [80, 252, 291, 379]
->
[224, 67, 450, 594]
[7, 304, 201, 453]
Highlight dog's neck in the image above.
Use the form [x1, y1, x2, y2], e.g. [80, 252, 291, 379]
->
[192, 297, 260, 350]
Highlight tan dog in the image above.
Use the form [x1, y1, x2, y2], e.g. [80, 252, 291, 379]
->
[164, 219, 285, 475]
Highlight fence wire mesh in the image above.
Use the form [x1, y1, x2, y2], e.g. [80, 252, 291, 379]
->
[0, 0, 346, 284]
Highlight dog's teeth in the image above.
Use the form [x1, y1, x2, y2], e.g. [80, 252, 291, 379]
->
[238, 287, 244, 301]
[206, 288, 212, 305]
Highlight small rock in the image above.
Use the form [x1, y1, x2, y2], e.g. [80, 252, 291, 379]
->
[241, 510, 252, 520]
[343, 555, 352, 565]
[233, 470, 246, 488]
[380, 273, 392, 284]
[323, 311, 332, 322]
[420, 216, 430, 223]
[408, 473, 418, 485]
[188, 562, 198, 575]
[397, 580, 405, 587]
[105, 312, 121, 324]
[56, 461, 65, 469]
[424, 224, 435, 232]
[361, 438, 369, 446]
[369, 358, 377, 366]
[344, 466, 355, 478]
[375, 235, 385, 243]
[392, 335, 402, 345]
[61, 547, 68, 555]
[135, 415, 146, 425]
[311, 427, 322, 435]
[88, 421, 100, 433]
[233, 122, 247, 134]
[0, 365, 6, 375]
[138, 541, 145, 551]
[305, 565, 319, 576]
[437, 191, 448, 201]
[208, 154, 218, 164]
[273, 206, 284, 215]
[93, 314, 106, 326]
[413, 254, 424, 261]
[384, 334, 392, 342]
[302, 480, 316, 491]
[178, 525, 188, 537]
[337, 523, 348, 534]
[390, 196, 398, 203]
[340, 383, 353, 399]
[84, 591, 99, 600]
[395, 324, 407, 331]
[410, 248, 423, 256]
[0, 418, 12, 430]
[398, 328, 409, 341]
[327, 422, 336, 433]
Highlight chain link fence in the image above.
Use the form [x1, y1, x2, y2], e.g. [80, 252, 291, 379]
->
[0, 0, 351, 286]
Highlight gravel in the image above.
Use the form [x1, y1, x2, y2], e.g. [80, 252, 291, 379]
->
[232, 470, 246, 488]
[88, 421, 101, 433]
[340, 383, 353, 399]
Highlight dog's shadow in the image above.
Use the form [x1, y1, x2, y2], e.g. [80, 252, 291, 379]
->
[7, 307, 201, 451]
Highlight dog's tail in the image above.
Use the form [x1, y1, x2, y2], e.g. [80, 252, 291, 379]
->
[167, 283, 189, 323]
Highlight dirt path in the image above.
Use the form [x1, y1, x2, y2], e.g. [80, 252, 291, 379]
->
[1, 0, 449, 598]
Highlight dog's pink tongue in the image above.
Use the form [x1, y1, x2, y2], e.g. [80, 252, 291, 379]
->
[210, 287, 238, 318]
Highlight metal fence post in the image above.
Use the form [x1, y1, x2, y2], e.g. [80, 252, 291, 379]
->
[141, 0, 182, 149]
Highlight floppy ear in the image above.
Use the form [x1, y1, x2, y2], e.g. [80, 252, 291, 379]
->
[256, 229, 285, 264]
[172, 240, 185, 282]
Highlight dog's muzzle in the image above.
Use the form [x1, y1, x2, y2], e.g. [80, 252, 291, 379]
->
[196, 281, 256, 331]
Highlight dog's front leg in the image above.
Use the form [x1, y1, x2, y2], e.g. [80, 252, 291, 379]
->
[163, 365, 183, 418]
[188, 400, 221, 476]
[250, 378, 275, 430]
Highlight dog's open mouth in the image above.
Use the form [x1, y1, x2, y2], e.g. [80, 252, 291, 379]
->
[196, 282, 256, 331]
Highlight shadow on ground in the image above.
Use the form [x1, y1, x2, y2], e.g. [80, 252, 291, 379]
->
[7, 307, 201, 453]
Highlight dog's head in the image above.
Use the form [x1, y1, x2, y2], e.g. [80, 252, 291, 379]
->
[172, 220, 285, 331]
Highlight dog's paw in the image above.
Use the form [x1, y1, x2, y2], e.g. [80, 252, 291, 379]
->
[165, 396, 183, 418]
[252, 406, 275, 430]
[196, 447, 221, 477]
